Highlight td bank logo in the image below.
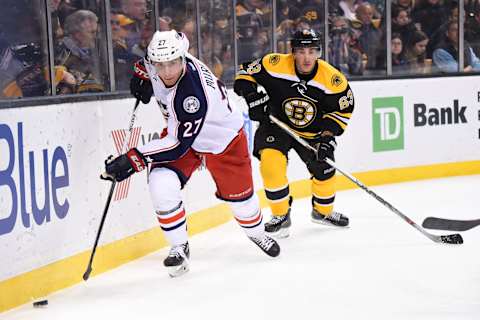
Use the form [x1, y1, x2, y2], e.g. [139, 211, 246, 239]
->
[372, 97, 404, 152]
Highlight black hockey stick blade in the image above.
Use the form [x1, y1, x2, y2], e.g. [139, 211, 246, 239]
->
[423, 217, 480, 231]
[83, 266, 92, 281]
[438, 233, 463, 244]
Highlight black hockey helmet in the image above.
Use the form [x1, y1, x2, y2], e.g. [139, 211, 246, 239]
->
[291, 29, 322, 53]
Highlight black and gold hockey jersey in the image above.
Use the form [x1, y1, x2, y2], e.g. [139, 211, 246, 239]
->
[235, 53, 354, 138]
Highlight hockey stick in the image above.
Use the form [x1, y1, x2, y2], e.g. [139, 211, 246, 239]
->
[269, 115, 463, 245]
[83, 99, 141, 281]
[422, 217, 480, 231]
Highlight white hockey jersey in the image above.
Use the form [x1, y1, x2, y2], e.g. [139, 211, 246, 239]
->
[137, 54, 244, 163]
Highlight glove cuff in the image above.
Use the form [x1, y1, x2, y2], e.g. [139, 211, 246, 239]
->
[126, 148, 147, 172]
[133, 60, 150, 81]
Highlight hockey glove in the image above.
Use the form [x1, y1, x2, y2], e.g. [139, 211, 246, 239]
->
[244, 90, 270, 122]
[314, 135, 337, 161]
[102, 148, 147, 182]
[130, 60, 153, 104]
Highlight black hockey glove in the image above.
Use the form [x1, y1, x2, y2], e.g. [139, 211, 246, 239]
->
[314, 135, 337, 161]
[130, 60, 153, 104]
[101, 148, 147, 182]
[244, 90, 270, 122]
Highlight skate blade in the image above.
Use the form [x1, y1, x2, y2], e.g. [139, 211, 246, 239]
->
[167, 262, 189, 278]
[311, 217, 349, 228]
[267, 227, 290, 239]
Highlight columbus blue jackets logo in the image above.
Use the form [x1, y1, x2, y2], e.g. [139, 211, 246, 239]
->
[183, 96, 200, 113]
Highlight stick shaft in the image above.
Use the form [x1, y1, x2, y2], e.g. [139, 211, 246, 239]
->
[83, 99, 141, 280]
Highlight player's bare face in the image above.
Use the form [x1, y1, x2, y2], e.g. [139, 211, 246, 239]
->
[154, 57, 184, 87]
[294, 47, 320, 74]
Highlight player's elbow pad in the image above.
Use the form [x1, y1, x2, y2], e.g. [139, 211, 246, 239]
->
[233, 79, 257, 97]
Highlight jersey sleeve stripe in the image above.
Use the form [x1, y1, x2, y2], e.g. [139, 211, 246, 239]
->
[332, 111, 352, 119]
[235, 74, 257, 83]
[326, 112, 350, 124]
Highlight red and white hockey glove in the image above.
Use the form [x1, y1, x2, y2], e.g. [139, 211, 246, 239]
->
[102, 148, 147, 182]
[130, 59, 153, 104]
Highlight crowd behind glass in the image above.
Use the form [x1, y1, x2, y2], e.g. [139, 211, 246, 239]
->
[0, 0, 479, 100]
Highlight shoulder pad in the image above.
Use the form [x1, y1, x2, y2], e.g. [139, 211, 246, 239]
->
[261, 53, 296, 76]
[311, 60, 348, 93]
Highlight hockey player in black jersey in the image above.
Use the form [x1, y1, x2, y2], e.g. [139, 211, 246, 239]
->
[234, 29, 355, 238]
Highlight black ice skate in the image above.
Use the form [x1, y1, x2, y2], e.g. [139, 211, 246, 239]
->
[311, 208, 349, 227]
[163, 242, 190, 277]
[249, 235, 280, 257]
[264, 210, 291, 238]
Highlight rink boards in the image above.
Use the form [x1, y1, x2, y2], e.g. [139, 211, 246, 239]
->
[1, 76, 480, 312]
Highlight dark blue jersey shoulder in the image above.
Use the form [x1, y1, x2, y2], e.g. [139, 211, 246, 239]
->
[147, 59, 208, 163]
[173, 59, 208, 122]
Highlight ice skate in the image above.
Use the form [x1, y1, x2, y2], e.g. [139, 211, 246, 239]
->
[311, 208, 349, 227]
[164, 242, 190, 277]
[249, 234, 280, 257]
[264, 210, 291, 238]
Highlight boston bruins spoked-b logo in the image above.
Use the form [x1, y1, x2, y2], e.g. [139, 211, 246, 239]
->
[283, 98, 316, 127]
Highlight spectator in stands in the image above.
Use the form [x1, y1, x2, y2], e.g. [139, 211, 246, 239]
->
[391, 33, 409, 73]
[433, 21, 480, 72]
[329, 16, 364, 76]
[355, 2, 384, 70]
[201, 30, 225, 79]
[403, 30, 430, 73]
[395, 0, 416, 15]
[428, 3, 459, 57]
[296, 16, 313, 31]
[412, 0, 448, 40]
[180, 18, 197, 57]
[376, 32, 409, 74]
[276, 0, 300, 53]
[213, 10, 231, 39]
[1, 41, 76, 97]
[131, 23, 154, 58]
[338, 0, 358, 21]
[301, 0, 324, 31]
[392, 5, 418, 47]
[49, 0, 77, 32]
[55, 10, 105, 93]
[465, 4, 480, 56]
[158, 15, 172, 31]
[359, 0, 386, 17]
[277, 0, 301, 24]
[236, 0, 268, 63]
[50, 0, 64, 40]
[120, 0, 148, 50]
[111, 14, 137, 90]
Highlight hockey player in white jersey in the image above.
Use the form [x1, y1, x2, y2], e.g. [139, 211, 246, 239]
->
[102, 30, 280, 277]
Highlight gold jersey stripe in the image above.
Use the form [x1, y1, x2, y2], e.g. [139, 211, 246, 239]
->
[332, 111, 352, 119]
[328, 112, 350, 124]
[235, 74, 257, 83]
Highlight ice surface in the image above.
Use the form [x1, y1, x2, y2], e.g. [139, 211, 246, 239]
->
[3, 175, 480, 320]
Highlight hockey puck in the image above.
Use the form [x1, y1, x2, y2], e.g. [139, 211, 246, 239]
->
[33, 300, 48, 308]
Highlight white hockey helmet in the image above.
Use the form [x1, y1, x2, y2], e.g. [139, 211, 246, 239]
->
[147, 30, 189, 63]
